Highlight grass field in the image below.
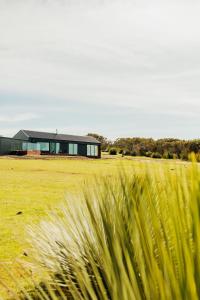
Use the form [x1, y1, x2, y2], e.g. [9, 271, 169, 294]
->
[0, 155, 191, 298]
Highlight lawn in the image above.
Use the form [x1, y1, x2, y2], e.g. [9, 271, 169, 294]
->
[0, 155, 189, 298]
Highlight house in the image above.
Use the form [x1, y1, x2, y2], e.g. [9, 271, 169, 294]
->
[0, 130, 101, 158]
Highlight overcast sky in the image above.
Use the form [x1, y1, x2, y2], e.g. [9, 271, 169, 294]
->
[0, 0, 200, 140]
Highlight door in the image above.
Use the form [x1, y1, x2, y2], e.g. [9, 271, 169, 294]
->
[50, 142, 60, 154]
[50, 142, 56, 154]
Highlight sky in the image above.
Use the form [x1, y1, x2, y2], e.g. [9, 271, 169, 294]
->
[0, 0, 200, 140]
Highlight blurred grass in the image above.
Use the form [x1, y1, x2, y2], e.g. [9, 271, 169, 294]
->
[22, 159, 200, 300]
[0, 155, 193, 298]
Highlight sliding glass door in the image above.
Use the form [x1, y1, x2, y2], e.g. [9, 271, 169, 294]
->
[69, 143, 78, 155]
[50, 142, 60, 154]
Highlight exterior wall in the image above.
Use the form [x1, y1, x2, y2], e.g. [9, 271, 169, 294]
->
[0, 137, 23, 155]
[13, 130, 29, 140]
[78, 143, 87, 156]
[29, 139, 100, 157]
[98, 144, 101, 158]
[0, 136, 101, 158]
[60, 142, 68, 154]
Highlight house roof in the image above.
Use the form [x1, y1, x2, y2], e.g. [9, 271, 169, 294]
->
[14, 130, 101, 144]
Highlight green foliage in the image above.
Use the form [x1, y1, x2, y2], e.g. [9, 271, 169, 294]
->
[88, 133, 200, 160]
[162, 151, 174, 159]
[196, 153, 200, 162]
[151, 152, 162, 159]
[16, 162, 200, 300]
[123, 149, 131, 156]
[145, 151, 152, 157]
[130, 150, 137, 156]
[113, 137, 200, 161]
[109, 148, 117, 155]
[180, 151, 189, 161]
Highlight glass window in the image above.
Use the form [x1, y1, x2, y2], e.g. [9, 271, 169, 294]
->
[22, 142, 27, 151]
[87, 145, 90, 156]
[74, 144, 78, 154]
[69, 143, 78, 155]
[91, 145, 95, 156]
[37, 142, 49, 151]
[56, 143, 60, 154]
[87, 145, 98, 156]
[69, 143, 73, 155]
[95, 145, 98, 156]
[22, 142, 38, 151]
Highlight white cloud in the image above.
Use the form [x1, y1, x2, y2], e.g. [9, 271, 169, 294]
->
[0, 0, 199, 138]
[0, 113, 39, 122]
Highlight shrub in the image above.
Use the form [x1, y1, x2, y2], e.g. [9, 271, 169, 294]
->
[145, 151, 152, 157]
[15, 162, 200, 300]
[162, 151, 174, 159]
[196, 153, 200, 162]
[151, 152, 162, 159]
[118, 149, 123, 154]
[180, 151, 188, 160]
[130, 150, 137, 156]
[109, 148, 117, 155]
[138, 149, 147, 156]
[173, 153, 178, 160]
[123, 149, 130, 156]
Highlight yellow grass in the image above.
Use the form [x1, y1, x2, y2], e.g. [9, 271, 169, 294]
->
[0, 155, 190, 298]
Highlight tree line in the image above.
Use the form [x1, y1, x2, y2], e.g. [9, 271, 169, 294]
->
[87, 133, 200, 160]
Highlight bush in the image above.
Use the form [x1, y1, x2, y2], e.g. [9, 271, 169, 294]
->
[118, 149, 123, 154]
[21, 163, 200, 300]
[173, 153, 178, 160]
[162, 151, 174, 159]
[109, 148, 117, 155]
[145, 151, 152, 157]
[123, 149, 130, 156]
[196, 153, 200, 162]
[138, 149, 147, 156]
[151, 152, 162, 159]
[130, 150, 137, 156]
[180, 151, 188, 160]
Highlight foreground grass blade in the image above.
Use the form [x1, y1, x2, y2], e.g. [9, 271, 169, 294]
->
[10, 161, 200, 299]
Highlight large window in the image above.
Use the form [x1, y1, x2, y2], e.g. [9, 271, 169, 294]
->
[56, 143, 60, 154]
[69, 143, 78, 155]
[22, 142, 49, 151]
[22, 142, 38, 151]
[38, 142, 49, 151]
[87, 145, 98, 156]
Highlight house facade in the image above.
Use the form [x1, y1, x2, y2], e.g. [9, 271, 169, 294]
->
[0, 130, 101, 158]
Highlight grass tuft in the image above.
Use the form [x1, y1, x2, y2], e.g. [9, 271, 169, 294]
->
[14, 162, 200, 299]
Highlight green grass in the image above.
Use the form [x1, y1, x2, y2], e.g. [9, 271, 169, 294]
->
[0, 155, 192, 298]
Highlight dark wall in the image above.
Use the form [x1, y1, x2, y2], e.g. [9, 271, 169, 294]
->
[0, 138, 23, 155]
[13, 130, 29, 140]
[78, 143, 87, 156]
[60, 142, 68, 154]
[30, 139, 99, 157]
[0, 136, 101, 157]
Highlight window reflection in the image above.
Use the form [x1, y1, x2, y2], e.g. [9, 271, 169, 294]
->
[87, 145, 98, 156]
[69, 143, 78, 155]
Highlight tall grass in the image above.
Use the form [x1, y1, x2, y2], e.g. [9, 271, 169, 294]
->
[18, 161, 200, 299]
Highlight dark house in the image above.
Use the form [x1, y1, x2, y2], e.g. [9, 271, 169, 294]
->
[0, 130, 101, 158]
